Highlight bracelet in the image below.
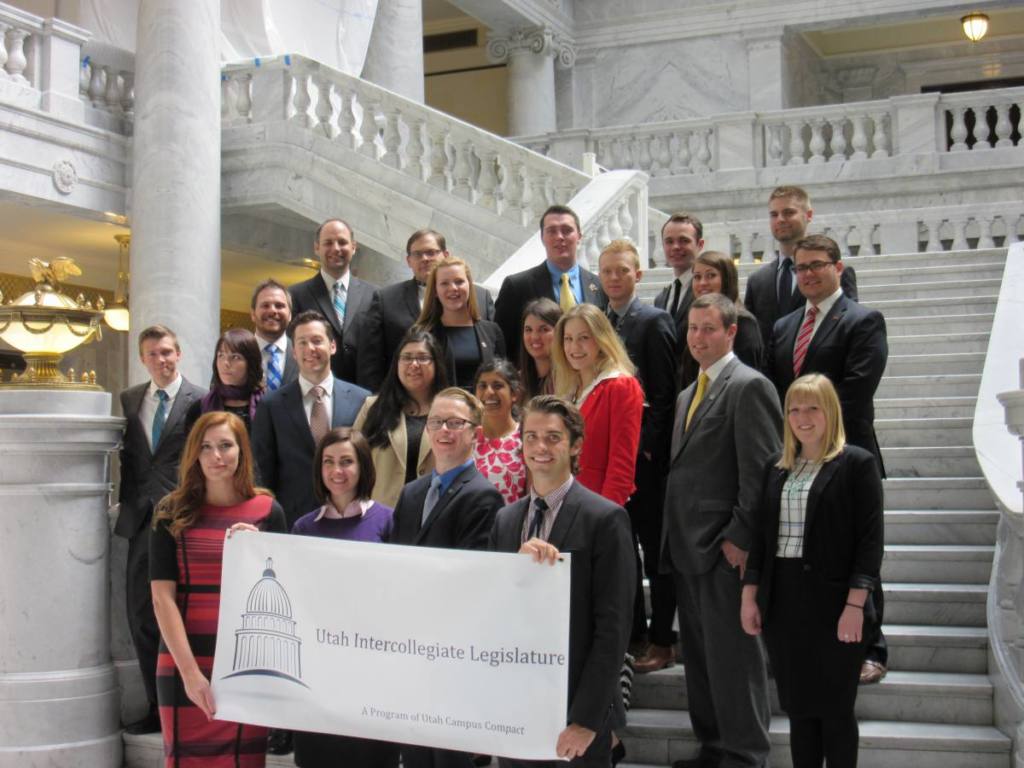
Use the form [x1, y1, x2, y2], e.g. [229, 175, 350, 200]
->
[846, 602, 864, 609]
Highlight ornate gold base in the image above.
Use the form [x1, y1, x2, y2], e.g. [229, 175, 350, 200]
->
[0, 353, 102, 391]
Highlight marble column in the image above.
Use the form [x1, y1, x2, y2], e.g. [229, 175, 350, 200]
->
[362, 0, 424, 103]
[129, 0, 221, 386]
[745, 30, 785, 112]
[487, 27, 576, 137]
[0, 390, 125, 768]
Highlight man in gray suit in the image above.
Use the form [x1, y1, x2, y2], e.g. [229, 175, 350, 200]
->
[662, 293, 782, 768]
[114, 325, 206, 733]
[251, 279, 298, 391]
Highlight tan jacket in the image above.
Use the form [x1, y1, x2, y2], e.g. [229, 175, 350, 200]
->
[353, 396, 434, 508]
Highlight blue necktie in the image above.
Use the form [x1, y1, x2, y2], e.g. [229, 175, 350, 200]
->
[421, 475, 443, 526]
[333, 281, 347, 327]
[152, 389, 169, 449]
[265, 343, 282, 391]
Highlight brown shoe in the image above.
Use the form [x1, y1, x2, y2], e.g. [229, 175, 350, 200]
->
[633, 643, 676, 674]
[859, 659, 887, 684]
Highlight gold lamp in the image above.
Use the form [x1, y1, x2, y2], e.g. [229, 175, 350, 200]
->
[0, 257, 103, 389]
[961, 12, 990, 42]
[104, 233, 131, 331]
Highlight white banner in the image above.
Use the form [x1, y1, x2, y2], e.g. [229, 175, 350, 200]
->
[211, 532, 570, 760]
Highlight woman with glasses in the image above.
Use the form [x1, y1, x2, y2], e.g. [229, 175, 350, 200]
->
[473, 359, 527, 505]
[519, 298, 562, 400]
[414, 255, 505, 390]
[185, 328, 265, 435]
[353, 328, 448, 508]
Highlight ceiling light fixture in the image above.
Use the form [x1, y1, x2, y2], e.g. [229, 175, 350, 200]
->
[961, 12, 990, 42]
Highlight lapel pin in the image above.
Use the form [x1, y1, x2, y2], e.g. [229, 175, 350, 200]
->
[589, 283, 598, 293]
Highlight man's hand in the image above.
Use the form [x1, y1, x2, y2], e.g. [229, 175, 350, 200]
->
[519, 537, 560, 565]
[556, 723, 596, 760]
[721, 540, 749, 579]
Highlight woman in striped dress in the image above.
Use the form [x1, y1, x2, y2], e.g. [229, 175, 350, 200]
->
[150, 411, 286, 767]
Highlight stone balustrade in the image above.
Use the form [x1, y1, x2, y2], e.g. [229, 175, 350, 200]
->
[80, 44, 134, 128]
[941, 87, 1023, 153]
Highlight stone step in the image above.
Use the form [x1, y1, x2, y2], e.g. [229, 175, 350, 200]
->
[888, 332, 989, 355]
[884, 352, 985, 376]
[875, 397, 977, 419]
[861, 277, 1002, 301]
[876, 417, 972, 447]
[877, 374, 980, 398]
[882, 545, 993, 585]
[621, 710, 1009, 768]
[863, 295, 997, 317]
[882, 446, 981, 477]
[883, 582, 987, 626]
[845, 261, 1005, 287]
[884, 510, 998, 546]
[734, 248, 1006, 275]
[883, 477, 994, 511]
[884, 624, 989, 674]
[884, 312, 994, 336]
[631, 668, 993, 725]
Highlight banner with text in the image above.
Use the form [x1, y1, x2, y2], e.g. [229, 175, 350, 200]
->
[211, 532, 570, 760]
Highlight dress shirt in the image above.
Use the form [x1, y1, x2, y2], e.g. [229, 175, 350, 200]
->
[777, 459, 822, 558]
[430, 458, 475, 496]
[256, 331, 288, 381]
[699, 350, 736, 386]
[800, 287, 843, 346]
[521, 476, 575, 543]
[320, 268, 351, 304]
[299, 372, 335, 426]
[416, 281, 427, 310]
[314, 497, 374, 522]
[575, 367, 624, 407]
[140, 374, 183, 451]
[545, 261, 583, 305]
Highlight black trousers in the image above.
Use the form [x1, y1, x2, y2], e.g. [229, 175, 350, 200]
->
[401, 746, 475, 768]
[864, 582, 887, 665]
[126, 524, 160, 710]
[626, 454, 676, 647]
[789, 714, 859, 768]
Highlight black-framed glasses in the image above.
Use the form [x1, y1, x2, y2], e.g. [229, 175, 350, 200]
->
[794, 260, 835, 274]
[426, 417, 476, 432]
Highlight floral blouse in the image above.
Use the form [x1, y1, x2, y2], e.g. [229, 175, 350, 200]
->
[473, 428, 527, 505]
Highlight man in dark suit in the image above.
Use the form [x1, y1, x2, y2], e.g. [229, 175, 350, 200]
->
[494, 205, 607, 353]
[490, 395, 634, 767]
[598, 240, 679, 673]
[252, 310, 370, 528]
[114, 324, 206, 734]
[744, 185, 859, 349]
[662, 294, 782, 768]
[251, 279, 298, 391]
[653, 212, 703, 345]
[390, 387, 504, 768]
[356, 228, 495, 391]
[289, 219, 377, 383]
[767, 233, 890, 684]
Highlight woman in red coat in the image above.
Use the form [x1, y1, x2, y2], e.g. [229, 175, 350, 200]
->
[552, 303, 644, 506]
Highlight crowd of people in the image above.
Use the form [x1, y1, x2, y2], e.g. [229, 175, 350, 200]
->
[114, 185, 888, 768]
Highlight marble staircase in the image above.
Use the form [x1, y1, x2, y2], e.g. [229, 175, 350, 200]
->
[622, 247, 1010, 767]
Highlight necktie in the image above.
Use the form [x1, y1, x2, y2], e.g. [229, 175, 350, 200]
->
[310, 385, 330, 445]
[527, 497, 550, 541]
[333, 281, 347, 327]
[151, 389, 169, 448]
[559, 273, 577, 313]
[607, 308, 621, 333]
[792, 305, 819, 376]
[265, 343, 282, 391]
[685, 372, 709, 431]
[778, 257, 794, 310]
[421, 475, 443, 525]
[669, 278, 682, 316]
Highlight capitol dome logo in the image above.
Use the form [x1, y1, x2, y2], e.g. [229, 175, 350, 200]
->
[224, 557, 307, 687]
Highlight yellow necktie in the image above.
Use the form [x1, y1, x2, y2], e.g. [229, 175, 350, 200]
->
[559, 273, 577, 313]
[685, 372, 709, 430]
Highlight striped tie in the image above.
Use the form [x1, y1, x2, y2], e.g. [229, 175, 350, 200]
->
[333, 281, 347, 327]
[265, 343, 282, 391]
[792, 305, 819, 376]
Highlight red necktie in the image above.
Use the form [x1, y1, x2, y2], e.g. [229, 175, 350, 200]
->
[792, 306, 819, 376]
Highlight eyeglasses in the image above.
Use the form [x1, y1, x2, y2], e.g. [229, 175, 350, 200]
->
[794, 260, 835, 275]
[399, 354, 434, 365]
[426, 417, 476, 432]
[409, 249, 443, 259]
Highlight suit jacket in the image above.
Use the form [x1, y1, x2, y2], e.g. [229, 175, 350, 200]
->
[252, 376, 370, 527]
[430, 320, 506, 389]
[114, 378, 207, 539]
[661, 357, 782, 575]
[494, 261, 607, 355]
[768, 294, 888, 470]
[488, 481, 635, 733]
[614, 299, 678, 465]
[353, 395, 434, 508]
[390, 463, 502, 550]
[577, 375, 645, 506]
[356, 280, 495, 391]
[290, 272, 377, 383]
[654, 277, 694, 350]
[745, 257, 859, 349]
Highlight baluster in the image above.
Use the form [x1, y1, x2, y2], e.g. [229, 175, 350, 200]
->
[836, 226, 851, 258]
[426, 127, 449, 189]
[850, 115, 869, 160]
[653, 134, 670, 176]
[502, 161, 526, 225]
[828, 117, 848, 162]
[381, 109, 401, 168]
[586, 234, 601, 269]
[994, 103, 1014, 148]
[595, 139, 610, 170]
[977, 217, 995, 249]
[476, 149, 498, 211]
[974, 106, 994, 149]
[1007, 214, 1022, 244]
[233, 73, 250, 122]
[808, 120, 826, 164]
[765, 124, 783, 167]
[634, 135, 652, 172]
[0, 24, 11, 78]
[120, 71, 135, 124]
[608, 207, 624, 240]
[862, 223, 879, 256]
[619, 199, 634, 241]
[291, 72, 315, 128]
[596, 218, 611, 251]
[103, 66, 120, 111]
[358, 96, 380, 158]
[79, 57, 90, 97]
[647, 135, 662, 175]
[675, 130, 692, 174]
[336, 88, 357, 149]
[404, 116, 426, 182]
[739, 231, 754, 263]
[951, 218, 969, 250]
[530, 173, 549, 220]
[923, 220, 942, 252]
[221, 74, 232, 121]
[315, 78, 336, 138]
[450, 139, 474, 201]
[871, 113, 890, 158]
[5, 28, 29, 84]
[787, 120, 806, 165]
[87, 62, 105, 106]
[608, 138, 623, 169]
[625, 137, 640, 169]
[949, 107, 969, 151]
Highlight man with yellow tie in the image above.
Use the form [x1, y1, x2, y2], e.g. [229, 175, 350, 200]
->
[660, 292, 782, 768]
[493, 204, 608, 353]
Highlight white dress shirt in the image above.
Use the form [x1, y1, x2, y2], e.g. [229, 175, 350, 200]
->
[801, 287, 843, 345]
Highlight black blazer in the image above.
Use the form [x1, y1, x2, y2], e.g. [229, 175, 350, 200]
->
[494, 261, 607, 354]
[745, 258, 859, 349]
[614, 298, 678, 464]
[251, 376, 370, 527]
[429, 320, 506, 390]
[745, 447, 884, 617]
[390, 463, 502, 550]
[768, 294, 888, 471]
[653, 278, 694, 349]
[114, 378, 207, 538]
[356, 279, 495, 391]
[289, 272, 377, 383]
[488, 481, 635, 735]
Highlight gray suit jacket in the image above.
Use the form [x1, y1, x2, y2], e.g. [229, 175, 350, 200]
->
[661, 357, 782, 575]
[290, 272, 377, 383]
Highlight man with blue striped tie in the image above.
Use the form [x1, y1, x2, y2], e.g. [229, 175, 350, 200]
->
[251, 279, 298, 391]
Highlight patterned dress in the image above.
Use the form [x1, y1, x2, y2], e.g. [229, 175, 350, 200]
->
[473, 428, 527, 505]
[150, 495, 286, 768]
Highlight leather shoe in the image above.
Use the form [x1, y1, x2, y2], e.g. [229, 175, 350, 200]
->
[267, 729, 294, 755]
[123, 710, 161, 735]
[859, 659, 887, 684]
[633, 643, 676, 674]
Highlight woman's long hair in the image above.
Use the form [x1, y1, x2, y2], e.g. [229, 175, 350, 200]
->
[414, 256, 480, 329]
[361, 328, 449, 449]
[199, 328, 265, 422]
[519, 298, 562, 400]
[694, 251, 740, 303]
[551, 304, 635, 400]
[777, 373, 847, 470]
[152, 411, 269, 538]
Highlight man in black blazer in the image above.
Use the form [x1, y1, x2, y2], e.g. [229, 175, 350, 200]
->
[356, 228, 495, 391]
[490, 396, 634, 767]
[598, 240, 679, 673]
[653, 212, 703, 346]
[252, 311, 370, 528]
[494, 205, 607, 354]
[390, 388, 503, 768]
[114, 325, 206, 734]
[744, 186, 859, 349]
[251, 279, 298, 391]
[289, 219, 377, 383]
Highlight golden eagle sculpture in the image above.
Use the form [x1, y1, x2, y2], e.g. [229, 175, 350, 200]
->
[29, 256, 82, 288]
